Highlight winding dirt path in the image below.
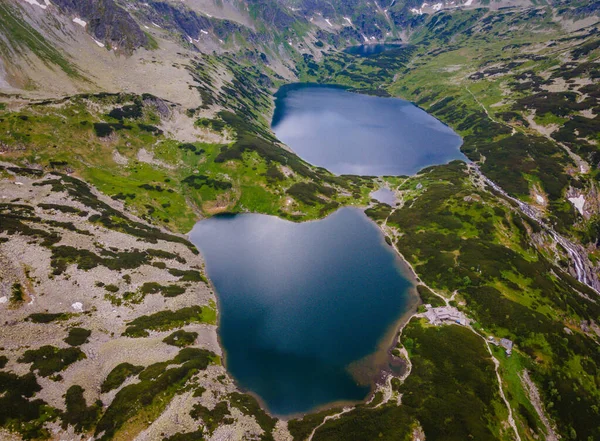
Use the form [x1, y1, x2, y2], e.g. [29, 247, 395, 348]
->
[377, 193, 522, 441]
[306, 407, 354, 441]
[479, 334, 523, 441]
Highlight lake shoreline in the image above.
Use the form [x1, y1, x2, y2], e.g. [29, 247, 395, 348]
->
[184, 80, 466, 419]
[271, 83, 466, 176]
[188, 207, 421, 419]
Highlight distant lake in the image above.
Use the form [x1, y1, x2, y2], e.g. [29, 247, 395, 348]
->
[189, 208, 413, 415]
[272, 84, 465, 176]
[344, 43, 403, 57]
[371, 188, 396, 205]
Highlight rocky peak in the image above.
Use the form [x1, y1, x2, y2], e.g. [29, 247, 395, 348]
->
[52, 0, 148, 52]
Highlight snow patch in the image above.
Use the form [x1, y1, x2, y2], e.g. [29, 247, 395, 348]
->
[343, 17, 353, 26]
[535, 194, 544, 204]
[201, 29, 209, 35]
[73, 17, 87, 27]
[92, 38, 105, 48]
[20, 0, 50, 10]
[411, 8, 423, 15]
[0, 296, 7, 304]
[432, 2, 443, 11]
[569, 195, 585, 215]
[72, 302, 83, 312]
[324, 18, 333, 27]
[464, 0, 474, 5]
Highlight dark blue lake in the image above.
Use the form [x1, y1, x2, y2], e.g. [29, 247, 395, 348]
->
[272, 84, 465, 176]
[344, 43, 403, 57]
[189, 208, 413, 415]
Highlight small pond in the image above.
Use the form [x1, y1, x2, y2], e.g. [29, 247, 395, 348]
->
[343, 43, 404, 57]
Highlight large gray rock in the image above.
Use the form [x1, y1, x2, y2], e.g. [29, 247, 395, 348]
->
[53, 0, 148, 52]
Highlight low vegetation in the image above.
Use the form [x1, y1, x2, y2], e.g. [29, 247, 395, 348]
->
[123, 306, 214, 337]
[189, 401, 232, 434]
[64, 328, 91, 346]
[62, 385, 102, 433]
[313, 320, 505, 440]
[227, 392, 277, 441]
[101, 363, 144, 394]
[18, 346, 86, 377]
[95, 349, 217, 440]
[163, 330, 199, 347]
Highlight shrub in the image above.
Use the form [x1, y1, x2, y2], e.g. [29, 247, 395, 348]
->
[163, 330, 198, 347]
[140, 282, 186, 297]
[26, 312, 70, 323]
[18, 346, 86, 377]
[123, 306, 208, 337]
[95, 349, 216, 440]
[64, 328, 91, 346]
[167, 268, 207, 283]
[189, 401, 232, 433]
[101, 363, 144, 393]
[62, 385, 102, 432]
[228, 392, 276, 440]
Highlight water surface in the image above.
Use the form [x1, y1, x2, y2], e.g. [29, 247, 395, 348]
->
[189, 208, 412, 415]
[272, 84, 465, 176]
[371, 188, 397, 205]
[344, 43, 403, 57]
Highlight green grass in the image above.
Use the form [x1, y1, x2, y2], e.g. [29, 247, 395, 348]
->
[415, 284, 446, 307]
[0, 4, 82, 79]
[0, 93, 373, 232]
[364, 161, 600, 440]
[491, 347, 545, 440]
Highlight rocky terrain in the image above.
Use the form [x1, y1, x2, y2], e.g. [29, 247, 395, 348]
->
[0, 165, 279, 440]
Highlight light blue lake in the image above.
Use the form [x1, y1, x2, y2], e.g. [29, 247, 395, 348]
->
[272, 84, 465, 176]
[344, 43, 404, 57]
